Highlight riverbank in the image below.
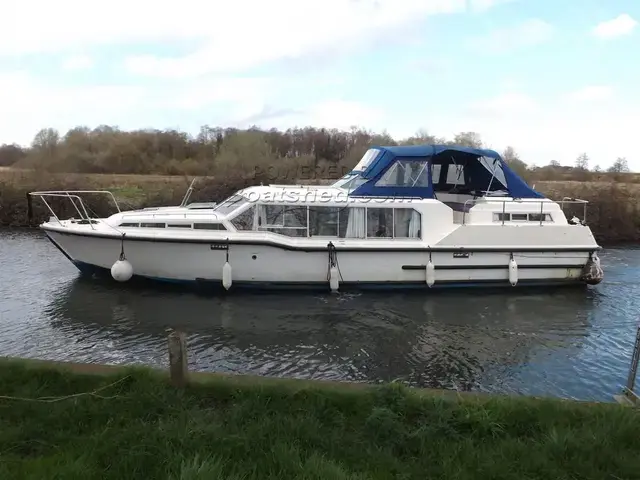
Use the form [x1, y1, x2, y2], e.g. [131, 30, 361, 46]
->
[1, 357, 639, 479]
[1, 169, 640, 244]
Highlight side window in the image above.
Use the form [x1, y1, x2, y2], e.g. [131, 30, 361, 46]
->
[366, 208, 393, 238]
[430, 164, 442, 185]
[340, 207, 363, 238]
[230, 205, 255, 231]
[375, 159, 429, 187]
[259, 205, 308, 237]
[309, 207, 340, 237]
[446, 164, 465, 185]
[406, 161, 429, 187]
[264, 205, 284, 226]
[529, 213, 552, 222]
[394, 208, 421, 238]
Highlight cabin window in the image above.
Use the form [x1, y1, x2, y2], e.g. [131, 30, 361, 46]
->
[230, 205, 255, 230]
[375, 159, 429, 188]
[309, 207, 340, 237]
[430, 164, 442, 184]
[193, 223, 227, 230]
[446, 164, 465, 185]
[140, 222, 165, 228]
[394, 208, 421, 238]
[257, 204, 308, 237]
[167, 224, 192, 228]
[366, 208, 394, 238]
[529, 213, 552, 222]
[119, 222, 139, 227]
[214, 194, 249, 216]
[493, 213, 553, 223]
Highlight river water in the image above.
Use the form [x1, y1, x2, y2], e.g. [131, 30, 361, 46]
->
[0, 227, 638, 402]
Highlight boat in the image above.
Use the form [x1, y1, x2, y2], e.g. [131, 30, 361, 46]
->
[29, 144, 604, 291]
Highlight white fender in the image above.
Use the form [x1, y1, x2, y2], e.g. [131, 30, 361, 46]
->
[222, 261, 233, 290]
[508, 256, 518, 286]
[111, 259, 133, 282]
[329, 265, 339, 292]
[426, 259, 435, 288]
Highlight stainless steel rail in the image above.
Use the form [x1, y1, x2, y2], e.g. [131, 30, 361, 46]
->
[28, 190, 121, 230]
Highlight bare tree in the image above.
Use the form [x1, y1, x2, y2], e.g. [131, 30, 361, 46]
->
[607, 157, 630, 173]
[575, 153, 589, 171]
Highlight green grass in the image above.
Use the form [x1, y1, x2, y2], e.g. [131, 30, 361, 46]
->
[0, 359, 639, 479]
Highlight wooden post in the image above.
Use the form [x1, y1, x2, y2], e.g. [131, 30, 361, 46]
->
[625, 325, 640, 395]
[167, 329, 188, 387]
[615, 324, 640, 406]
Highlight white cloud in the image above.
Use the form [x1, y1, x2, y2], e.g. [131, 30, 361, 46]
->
[0, 70, 149, 145]
[592, 14, 637, 39]
[468, 0, 515, 13]
[121, 0, 469, 78]
[0, 1, 468, 66]
[468, 92, 539, 115]
[302, 100, 384, 130]
[433, 91, 638, 170]
[470, 18, 554, 53]
[166, 77, 271, 111]
[61, 54, 94, 71]
[231, 99, 385, 132]
[564, 86, 614, 103]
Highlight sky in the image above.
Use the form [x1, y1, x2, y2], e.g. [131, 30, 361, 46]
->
[0, 0, 638, 170]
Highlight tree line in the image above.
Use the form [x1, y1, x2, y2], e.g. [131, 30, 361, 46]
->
[0, 125, 632, 181]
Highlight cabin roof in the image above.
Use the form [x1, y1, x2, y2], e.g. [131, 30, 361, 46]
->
[370, 144, 501, 160]
[347, 143, 543, 200]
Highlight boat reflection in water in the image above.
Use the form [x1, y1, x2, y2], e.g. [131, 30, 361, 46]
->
[42, 275, 603, 397]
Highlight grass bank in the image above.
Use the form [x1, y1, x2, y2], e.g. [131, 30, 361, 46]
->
[1, 357, 639, 479]
[2, 169, 640, 244]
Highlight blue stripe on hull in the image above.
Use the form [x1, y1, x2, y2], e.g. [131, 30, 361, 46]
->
[73, 261, 587, 292]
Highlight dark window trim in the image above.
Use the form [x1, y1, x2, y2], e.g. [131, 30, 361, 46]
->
[193, 223, 228, 230]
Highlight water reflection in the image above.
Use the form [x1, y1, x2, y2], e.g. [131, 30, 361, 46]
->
[44, 276, 601, 393]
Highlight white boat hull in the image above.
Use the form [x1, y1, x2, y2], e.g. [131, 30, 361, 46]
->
[45, 229, 598, 290]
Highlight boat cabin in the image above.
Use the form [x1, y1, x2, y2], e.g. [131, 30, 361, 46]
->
[111, 145, 564, 238]
[333, 144, 543, 206]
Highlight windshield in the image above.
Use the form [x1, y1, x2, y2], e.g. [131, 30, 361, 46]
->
[213, 194, 249, 216]
[353, 148, 381, 172]
[331, 173, 355, 188]
[340, 176, 367, 191]
[332, 173, 368, 191]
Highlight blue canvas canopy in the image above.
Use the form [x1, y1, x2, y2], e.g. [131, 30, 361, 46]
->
[343, 144, 543, 199]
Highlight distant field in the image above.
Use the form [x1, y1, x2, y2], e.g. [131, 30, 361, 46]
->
[3, 166, 640, 198]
